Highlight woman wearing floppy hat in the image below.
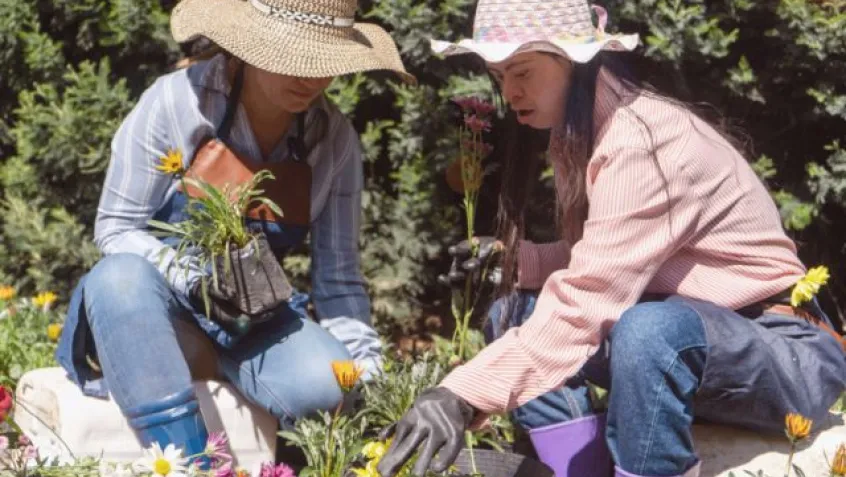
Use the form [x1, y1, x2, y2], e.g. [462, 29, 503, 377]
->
[54, 0, 413, 467]
[377, 1, 846, 476]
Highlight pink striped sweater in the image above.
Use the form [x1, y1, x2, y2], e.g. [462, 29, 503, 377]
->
[440, 68, 807, 417]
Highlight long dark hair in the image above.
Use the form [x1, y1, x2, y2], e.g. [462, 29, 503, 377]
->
[492, 51, 722, 328]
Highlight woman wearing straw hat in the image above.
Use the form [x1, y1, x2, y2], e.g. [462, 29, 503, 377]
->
[54, 0, 413, 467]
[377, 1, 846, 476]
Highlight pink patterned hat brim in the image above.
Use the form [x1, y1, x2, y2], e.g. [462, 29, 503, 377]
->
[430, 2, 639, 63]
[429, 33, 639, 64]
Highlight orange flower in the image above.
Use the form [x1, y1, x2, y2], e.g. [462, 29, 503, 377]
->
[831, 443, 846, 476]
[332, 360, 363, 393]
[0, 285, 15, 301]
[785, 413, 813, 442]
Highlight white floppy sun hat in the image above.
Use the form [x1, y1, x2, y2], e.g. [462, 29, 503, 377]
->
[171, 0, 416, 84]
[430, 0, 640, 64]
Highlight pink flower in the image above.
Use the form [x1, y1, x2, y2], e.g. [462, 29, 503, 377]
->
[452, 96, 497, 118]
[22, 444, 38, 460]
[469, 97, 497, 117]
[214, 461, 235, 477]
[464, 115, 491, 133]
[17, 434, 30, 447]
[0, 436, 8, 450]
[259, 461, 296, 477]
[452, 96, 477, 112]
[205, 431, 232, 464]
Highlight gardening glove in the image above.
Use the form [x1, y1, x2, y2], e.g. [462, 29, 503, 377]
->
[437, 236, 504, 291]
[376, 387, 476, 477]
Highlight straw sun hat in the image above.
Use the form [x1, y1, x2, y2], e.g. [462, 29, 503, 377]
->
[170, 0, 416, 84]
[430, 0, 640, 64]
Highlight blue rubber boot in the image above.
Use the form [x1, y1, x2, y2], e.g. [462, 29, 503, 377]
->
[125, 389, 210, 469]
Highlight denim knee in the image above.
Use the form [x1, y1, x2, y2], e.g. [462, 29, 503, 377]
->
[220, 318, 351, 428]
[83, 253, 174, 329]
[609, 301, 707, 379]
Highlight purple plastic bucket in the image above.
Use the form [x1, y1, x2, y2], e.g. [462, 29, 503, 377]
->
[528, 413, 613, 477]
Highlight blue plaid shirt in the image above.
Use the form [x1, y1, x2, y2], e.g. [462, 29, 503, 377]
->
[92, 54, 381, 378]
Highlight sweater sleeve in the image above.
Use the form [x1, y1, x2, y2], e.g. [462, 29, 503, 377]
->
[516, 239, 571, 290]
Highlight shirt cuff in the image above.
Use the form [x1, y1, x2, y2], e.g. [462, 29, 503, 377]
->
[319, 316, 383, 382]
[516, 240, 542, 289]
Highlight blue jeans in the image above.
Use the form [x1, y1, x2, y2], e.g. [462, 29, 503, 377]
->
[82, 253, 351, 429]
[488, 291, 846, 476]
[486, 292, 708, 476]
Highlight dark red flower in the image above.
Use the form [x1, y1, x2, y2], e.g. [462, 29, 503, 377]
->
[0, 386, 13, 422]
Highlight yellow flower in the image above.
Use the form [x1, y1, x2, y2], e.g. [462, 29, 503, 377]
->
[33, 291, 58, 310]
[785, 413, 813, 442]
[790, 265, 830, 306]
[831, 443, 846, 476]
[362, 439, 390, 461]
[47, 323, 63, 342]
[0, 286, 15, 301]
[351, 460, 380, 477]
[332, 360, 363, 393]
[156, 149, 184, 175]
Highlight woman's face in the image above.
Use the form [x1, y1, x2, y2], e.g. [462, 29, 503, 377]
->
[245, 64, 334, 113]
[488, 52, 573, 130]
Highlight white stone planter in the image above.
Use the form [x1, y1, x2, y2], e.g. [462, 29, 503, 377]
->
[12, 367, 277, 474]
[694, 412, 846, 476]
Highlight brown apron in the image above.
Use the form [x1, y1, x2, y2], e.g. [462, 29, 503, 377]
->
[178, 60, 312, 226]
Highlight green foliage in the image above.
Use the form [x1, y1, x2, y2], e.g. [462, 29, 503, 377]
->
[0, 0, 180, 303]
[0, 196, 99, 295]
[148, 171, 282, 272]
[358, 352, 449, 430]
[279, 411, 369, 477]
[0, 295, 62, 389]
[2, 0, 845, 330]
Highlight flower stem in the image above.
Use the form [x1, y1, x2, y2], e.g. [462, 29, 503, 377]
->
[786, 442, 795, 477]
[465, 431, 478, 475]
[324, 401, 343, 477]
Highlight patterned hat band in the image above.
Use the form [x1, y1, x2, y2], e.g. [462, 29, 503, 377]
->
[248, 0, 355, 27]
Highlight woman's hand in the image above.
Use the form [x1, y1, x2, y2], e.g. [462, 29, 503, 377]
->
[376, 387, 476, 477]
[437, 236, 504, 290]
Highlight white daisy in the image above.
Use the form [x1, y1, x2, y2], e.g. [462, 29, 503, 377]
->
[133, 442, 188, 477]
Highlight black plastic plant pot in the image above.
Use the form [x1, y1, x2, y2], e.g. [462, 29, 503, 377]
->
[215, 231, 292, 315]
[452, 449, 554, 477]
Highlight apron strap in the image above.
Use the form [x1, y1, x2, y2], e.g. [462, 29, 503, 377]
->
[216, 59, 308, 162]
[289, 112, 307, 162]
[216, 60, 245, 142]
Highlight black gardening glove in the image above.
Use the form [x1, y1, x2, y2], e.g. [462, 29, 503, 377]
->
[437, 236, 504, 291]
[376, 387, 476, 477]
